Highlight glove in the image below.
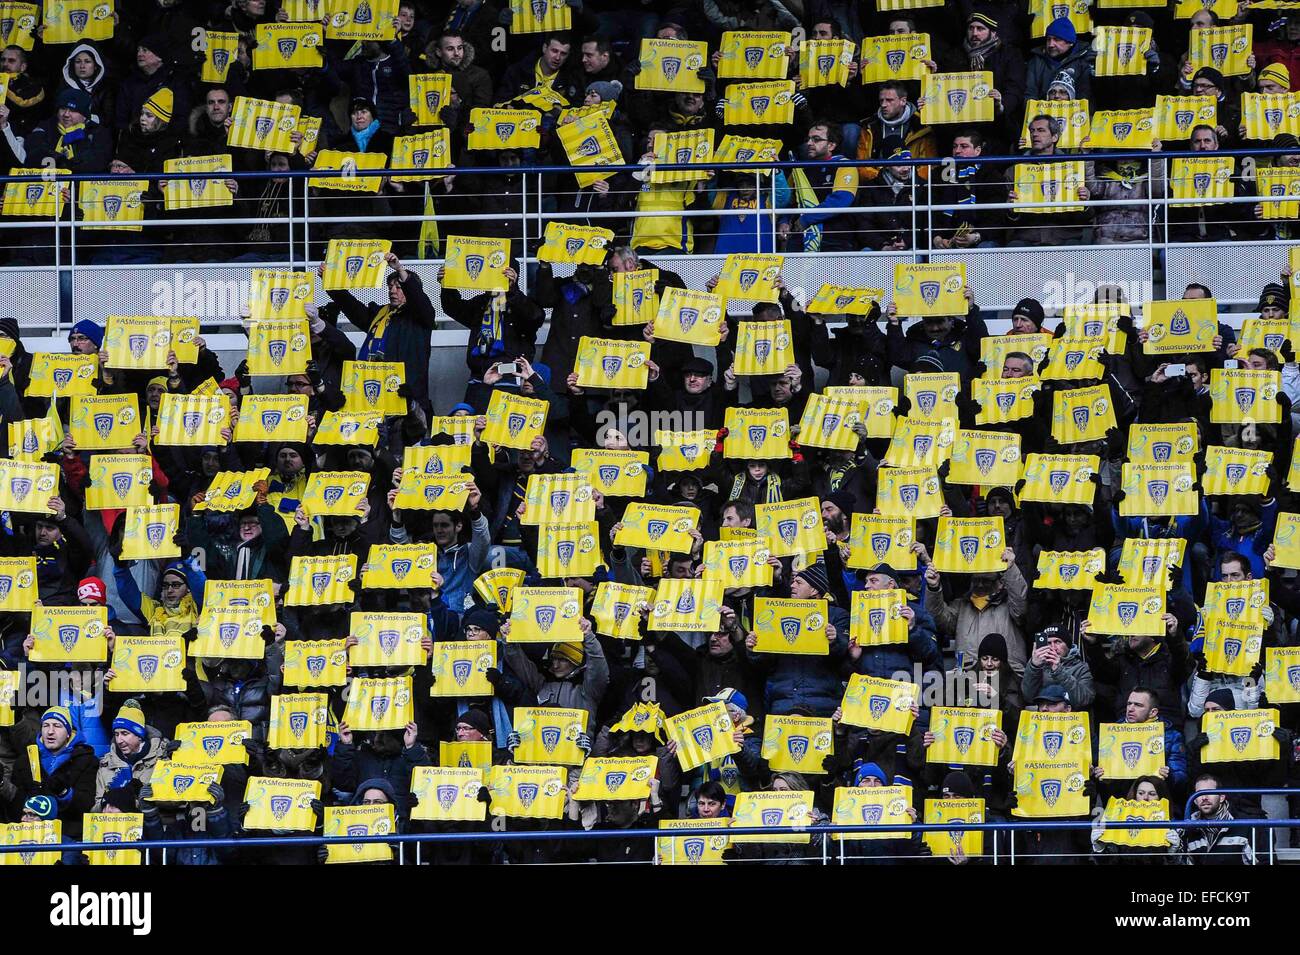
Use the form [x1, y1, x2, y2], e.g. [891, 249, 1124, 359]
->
[395, 383, 411, 399]
[476, 785, 492, 803]
[305, 359, 325, 393]
[163, 739, 184, 756]
[316, 845, 330, 864]
[484, 667, 502, 686]
[309, 798, 325, 816]
[234, 359, 251, 390]
[1187, 732, 1209, 751]
[506, 731, 522, 751]
[206, 782, 225, 806]
[576, 732, 592, 755]
[180, 627, 199, 644]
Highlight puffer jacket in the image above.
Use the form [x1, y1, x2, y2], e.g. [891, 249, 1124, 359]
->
[502, 632, 610, 727]
[746, 606, 851, 717]
[840, 598, 944, 682]
[94, 730, 168, 808]
[1024, 41, 1095, 102]
[926, 561, 1030, 675]
[1086, 162, 1166, 244]
[1020, 645, 1097, 709]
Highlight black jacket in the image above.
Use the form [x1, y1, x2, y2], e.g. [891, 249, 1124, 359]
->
[327, 271, 437, 408]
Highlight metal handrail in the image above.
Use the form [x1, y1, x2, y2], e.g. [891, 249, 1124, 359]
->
[1182, 787, 1296, 819]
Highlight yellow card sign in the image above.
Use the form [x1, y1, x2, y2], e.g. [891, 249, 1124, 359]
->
[1119, 463, 1198, 517]
[1097, 797, 1171, 848]
[574, 755, 658, 801]
[1088, 109, 1155, 149]
[1155, 94, 1217, 140]
[443, 235, 511, 292]
[650, 579, 724, 633]
[429, 641, 496, 697]
[342, 676, 414, 732]
[884, 417, 951, 469]
[323, 803, 394, 864]
[1051, 384, 1116, 445]
[921, 72, 994, 125]
[83, 812, 143, 866]
[538, 222, 613, 266]
[301, 471, 370, 518]
[981, 333, 1051, 378]
[322, 238, 390, 290]
[612, 268, 657, 325]
[1020, 99, 1089, 149]
[474, 567, 527, 612]
[840, 674, 917, 733]
[571, 449, 649, 498]
[1203, 709, 1280, 763]
[666, 702, 739, 771]
[590, 582, 654, 639]
[1098, 721, 1165, 780]
[903, 372, 960, 423]
[1128, 422, 1199, 463]
[105, 316, 170, 369]
[467, 108, 541, 151]
[0, 557, 35, 612]
[1013, 760, 1089, 817]
[1035, 549, 1106, 591]
[1188, 24, 1253, 77]
[1202, 446, 1271, 496]
[808, 285, 884, 316]
[714, 134, 782, 170]
[722, 80, 796, 126]
[481, 389, 548, 450]
[1118, 538, 1187, 587]
[349, 612, 426, 667]
[521, 473, 595, 526]
[1013, 161, 1086, 214]
[1263, 647, 1300, 705]
[615, 502, 699, 554]
[1019, 453, 1098, 506]
[752, 597, 828, 655]
[227, 96, 299, 152]
[875, 466, 943, 518]
[3, 166, 66, 218]
[362, 543, 438, 589]
[121, 504, 181, 561]
[507, 0, 569, 34]
[163, 155, 232, 210]
[409, 72, 451, 126]
[702, 538, 773, 589]
[192, 606, 264, 660]
[1087, 584, 1165, 636]
[924, 798, 984, 858]
[1040, 338, 1105, 381]
[341, 360, 405, 416]
[723, 406, 790, 459]
[514, 706, 588, 765]
[928, 707, 1001, 767]
[554, 110, 622, 188]
[389, 130, 451, 181]
[1203, 620, 1262, 677]
[1142, 298, 1217, 354]
[488, 765, 566, 819]
[536, 522, 602, 578]
[761, 715, 833, 774]
[30, 605, 107, 663]
[411, 767, 486, 822]
[70, 394, 139, 451]
[310, 150, 386, 194]
[1093, 25, 1152, 76]
[1014, 710, 1092, 771]
[1243, 93, 1300, 143]
[155, 394, 227, 447]
[755, 497, 824, 558]
[850, 589, 910, 647]
[0, 459, 57, 514]
[893, 262, 965, 316]
[268, 692, 330, 748]
[932, 516, 1007, 574]
[248, 319, 311, 376]
[655, 430, 716, 471]
[718, 30, 789, 78]
[947, 429, 1021, 486]
[859, 32, 929, 82]
[575, 337, 649, 390]
[719, 255, 783, 306]
[199, 468, 271, 513]
[244, 778, 320, 832]
[847, 514, 915, 571]
[174, 720, 252, 766]
[972, 377, 1039, 426]
[797, 393, 868, 451]
[1171, 156, 1234, 206]
[286, 554, 357, 606]
[145, 763, 221, 804]
[654, 287, 725, 345]
[508, 586, 583, 642]
[801, 38, 854, 88]
[635, 38, 707, 93]
[248, 270, 312, 321]
[233, 394, 309, 443]
[108, 635, 186, 692]
[733, 790, 814, 844]
[282, 640, 348, 688]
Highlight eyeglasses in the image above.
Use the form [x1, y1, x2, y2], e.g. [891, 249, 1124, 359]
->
[161, 580, 187, 590]
[806, 136, 829, 143]
[464, 624, 487, 636]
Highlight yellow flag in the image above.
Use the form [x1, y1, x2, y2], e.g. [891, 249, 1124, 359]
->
[507, 586, 583, 642]
[924, 797, 984, 858]
[841, 674, 917, 733]
[1243, 92, 1300, 141]
[1203, 708, 1280, 763]
[733, 790, 814, 843]
[173, 720, 252, 766]
[3, 167, 66, 217]
[666, 702, 739, 771]
[947, 429, 1021, 485]
[467, 107, 540, 150]
[1088, 108, 1156, 150]
[612, 268, 658, 325]
[1051, 384, 1117, 444]
[108, 634, 187, 692]
[927, 707, 1002, 767]
[554, 109, 622, 187]
[29, 605, 107, 663]
[859, 32, 930, 83]
[1013, 760, 1089, 817]
[1092, 25, 1152, 76]
[411, 766, 486, 821]
[362, 543, 438, 589]
[752, 597, 828, 655]
[511, 706, 587, 766]
[1155, 93, 1216, 140]
[808, 285, 884, 316]
[1119, 462, 1199, 517]
[573, 755, 658, 801]
[1013, 161, 1086, 214]
[875, 466, 943, 518]
[761, 715, 833, 774]
[574, 337, 650, 390]
[714, 134, 783, 169]
[800, 38, 853, 88]
[650, 579, 724, 633]
[248, 270, 313, 321]
[722, 405, 790, 462]
[717, 30, 789, 78]
[1118, 538, 1187, 587]
[893, 262, 966, 316]
[321, 238, 390, 291]
[488, 765, 567, 819]
[163, 155, 232, 211]
[1019, 99, 1090, 149]
[903, 372, 960, 424]
[120, 504, 181, 561]
[41, 0, 112, 41]
[797, 392, 869, 451]
[1171, 156, 1235, 207]
[0, 5, 37, 50]
[1014, 710, 1091, 772]
[79, 178, 146, 230]
[1264, 647, 1300, 704]
[722, 80, 796, 126]
[227, 96, 300, 152]
[1029, 0, 1092, 35]
[571, 449, 649, 498]
[429, 640, 496, 697]
[0, 459, 57, 514]
[301, 470, 369, 518]
[232, 394, 308, 444]
[389, 130, 451, 183]
[156, 394, 227, 447]
[651, 128, 714, 184]
[244, 777, 320, 831]
[83, 812, 143, 866]
[883, 416, 951, 468]
[537, 522, 602, 578]
[933, 516, 1008, 574]
[850, 588, 910, 647]
[537, 223, 613, 267]
[323, 803, 394, 864]
[616, 501, 702, 553]
[481, 390, 548, 450]
[1097, 797, 1171, 848]
[1018, 453, 1099, 506]
[590, 582, 654, 639]
[9, 400, 62, 461]
[921, 71, 994, 125]
[636, 37, 707, 92]
[309, 150, 386, 193]
[285, 554, 356, 606]
[755, 497, 824, 558]
[340, 359, 405, 416]
[268, 692, 330, 747]
[1098, 721, 1165, 779]
[84, 455, 151, 510]
[1259, 166, 1300, 220]
[1087, 583, 1165, 636]
[1202, 445, 1271, 496]
[1036, 549, 1106, 591]
[847, 515, 915, 571]
[701, 539, 773, 589]
[1127, 422, 1199, 463]
[508, 0, 570, 32]
[980, 333, 1051, 379]
[199, 468, 271, 513]
[0, 557, 35, 613]
[1188, 24, 1253, 76]
[69, 394, 139, 452]
[973, 376, 1039, 426]
[342, 676, 414, 731]
[1141, 298, 1217, 354]
[655, 430, 717, 471]
[282, 640, 348, 689]
[252, 22, 323, 69]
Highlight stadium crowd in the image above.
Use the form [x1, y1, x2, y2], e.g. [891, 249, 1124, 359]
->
[0, 0, 1298, 866]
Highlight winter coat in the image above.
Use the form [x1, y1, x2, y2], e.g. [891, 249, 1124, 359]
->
[1085, 162, 1166, 244]
[326, 270, 437, 409]
[925, 562, 1030, 675]
[6, 740, 98, 835]
[331, 741, 431, 815]
[94, 731, 168, 808]
[503, 632, 610, 727]
[58, 43, 114, 128]
[1086, 638, 1186, 724]
[1020, 644, 1096, 709]
[841, 598, 943, 682]
[746, 606, 850, 717]
[1025, 41, 1095, 103]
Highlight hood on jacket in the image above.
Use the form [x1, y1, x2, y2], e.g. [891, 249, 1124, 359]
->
[350, 776, 401, 806]
[62, 43, 107, 92]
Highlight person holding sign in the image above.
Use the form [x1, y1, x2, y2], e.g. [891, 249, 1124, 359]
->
[500, 620, 608, 727]
[1094, 688, 1189, 804]
[845, 562, 941, 684]
[923, 543, 1030, 676]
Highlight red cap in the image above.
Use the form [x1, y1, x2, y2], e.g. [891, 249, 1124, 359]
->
[77, 577, 107, 605]
[220, 377, 242, 393]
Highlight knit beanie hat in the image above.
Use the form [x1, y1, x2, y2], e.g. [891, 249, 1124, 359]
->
[1046, 17, 1077, 44]
[455, 708, 493, 738]
[143, 87, 174, 124]
[113, 700, 147, 739]
[41, 705, 75, 739]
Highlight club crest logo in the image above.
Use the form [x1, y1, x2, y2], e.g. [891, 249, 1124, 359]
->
[661, 57, 681, 83]
[506, 412, 526, 437]
[870, 533, 892, 560]
[69, 9, 88, 32]
[974, 448, 996, 476]
[1222, 638, 1241, 665]
[777, 519, 798, 546]
[913, 435, 933, 457]
[1049, 470, 1070, 494]
[1175, 109, 1194, 131]
[780, 617, 801, 644]
[94, 413, 114, 440]
[920, 281, 941, 306]
[679, 307, 699, 332]
[691, 725, 713, 750]
[959, 536, 979, 563]
[646, 519, 669, 542]
[868, 695, 890, 721]
[102, 194, 122, 218]
[534, 606, 556, 632]
[1229, 727, 1252, 752]
[675, 589, 695, 613]
[899, 484, 919, 510]
[58, 625, 79, 653]
[1147, 480, 1169, 506]
[1117, 42, 1135, 65]
[1059, 563, 1079, 583]
[1040, 779, 1062, 806]
[1072, 406, 1090, 431]
[868, 608, 886, 635]
[1193, 172, 1212, 197]
[787, 735, 808, 763]
[146, 522, 168, 549]
[1121, 741, 1143, 770]
[278, 38, 298, 61]
[954, 726, 975, 754]
[289, 710, 309, 737]
[370, 695, 391, 721]
[819, 54, 837, 75]
[305, 656, 326, 679]
[212, 47, 229, 72]
[137, 655, 159, 682]
[947, 89, 967, 112]
[1042, 731, 1064, 758]
[1117, 602, 1139, 627]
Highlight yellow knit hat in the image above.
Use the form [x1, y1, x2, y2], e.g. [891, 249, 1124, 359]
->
[143, 88, 174, 124]
[551, 642, 584, 666]
[113, 701, 147, 738]
[1260, 63, 1292, 91]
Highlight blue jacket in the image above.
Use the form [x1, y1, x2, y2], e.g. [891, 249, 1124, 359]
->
[746, 607, 851, 717]
[842, 599, 944, 682]
[1209, 499, 1278, 581]
[141, 802, 233, 865]
[1111, 499, 1209, 593]
[1163, 722, 1190, 802]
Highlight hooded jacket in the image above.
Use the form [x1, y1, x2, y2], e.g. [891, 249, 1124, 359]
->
[502, 632, 610, 726]
[6, 737, 98, 834]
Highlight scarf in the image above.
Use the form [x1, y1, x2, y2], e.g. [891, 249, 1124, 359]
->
[54, 122, 86, 159]
[963, 33, 1001, 70]
[473, 294, 506, 358]
[351, 118, 380, 152]
[359, 304, 393, 360]
[669, 109, 705, 129]
[729, 471, 783, 503]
